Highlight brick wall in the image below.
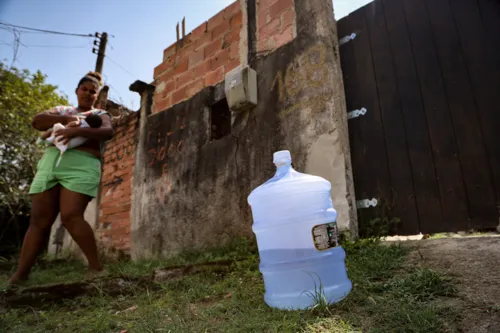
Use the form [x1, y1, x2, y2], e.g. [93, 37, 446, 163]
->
[152, 1, 243, 114]
[256, 0, 297, 53]
[97, 112, 139, 252]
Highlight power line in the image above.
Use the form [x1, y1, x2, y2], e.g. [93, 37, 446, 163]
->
[23, 43, 88, 49]
[10, 29, 21, 67]
[105, 55, 138, 79]
[108, 84, 123, 99]
[0, 21, 94, 38]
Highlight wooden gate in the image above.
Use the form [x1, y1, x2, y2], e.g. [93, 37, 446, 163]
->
[337, 0, 500, 235]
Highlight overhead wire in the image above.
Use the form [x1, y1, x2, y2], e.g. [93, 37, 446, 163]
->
[0, 22, 98, 66]
[0, 22, 137, 107]
[105, 54, 138, 80]
[22, 44, 88, 49]
[0, 21, 94, 38]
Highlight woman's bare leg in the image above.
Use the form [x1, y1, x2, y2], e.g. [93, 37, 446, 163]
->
[8, 186, 60, 285]
[59, 187, 102, 273]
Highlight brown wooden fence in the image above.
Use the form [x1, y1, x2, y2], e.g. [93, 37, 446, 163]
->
[338, 0, 500, 235]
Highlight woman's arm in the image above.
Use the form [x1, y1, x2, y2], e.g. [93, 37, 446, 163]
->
[32, 109, 79, 131]
[55, 114, 114, 144]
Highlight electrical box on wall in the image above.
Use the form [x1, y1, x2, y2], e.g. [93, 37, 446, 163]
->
[224, 65, 257, 112]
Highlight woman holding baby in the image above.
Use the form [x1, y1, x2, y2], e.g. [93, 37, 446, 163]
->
[8, 72, 114, 285]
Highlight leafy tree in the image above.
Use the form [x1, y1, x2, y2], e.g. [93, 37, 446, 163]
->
[0, 62, 68, 215]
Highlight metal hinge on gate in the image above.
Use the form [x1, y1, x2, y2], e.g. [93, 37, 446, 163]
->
[347, 107, 367, 120]
[339, 33, 357, 46]
[356, 198, 378, 209]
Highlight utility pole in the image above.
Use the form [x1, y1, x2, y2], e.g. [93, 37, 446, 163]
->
[92, 32, 108, 74]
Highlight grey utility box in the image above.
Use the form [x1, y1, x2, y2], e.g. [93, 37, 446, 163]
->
[224, 65, 258, 112]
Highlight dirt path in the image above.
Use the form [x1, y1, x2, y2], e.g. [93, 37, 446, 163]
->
[403, 236, 500, 333]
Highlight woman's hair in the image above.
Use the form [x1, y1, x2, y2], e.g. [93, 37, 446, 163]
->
[77, 71, 103, 88]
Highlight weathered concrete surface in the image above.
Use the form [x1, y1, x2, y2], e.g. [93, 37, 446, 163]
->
[298, 0, 357, 235]
[131, 0, 356, 258]
[404, 237, 500, 333]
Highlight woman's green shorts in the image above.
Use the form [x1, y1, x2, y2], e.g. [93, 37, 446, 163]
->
[29, 147, 102, 198]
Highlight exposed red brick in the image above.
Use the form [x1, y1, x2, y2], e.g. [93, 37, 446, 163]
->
[186, 78, 205, 97]
[101, 200, 129, 209]
[210, 48, 231, 70]
[153, 93, 164, 107]
[230, 12, 243, 29]
[192, 21, 208, 36]
[205, 66, 225, 86]
[259, 18, 281, 38]
[96, 102, 138, 249]
[224, 1, 241, 17]
[154, 60, 174, 78]
[189, 49, 204, 67]
[177, 38, 197, 59]
[110, 226, 129, 235]
[178, 34, 195, 48]
[205, 38, 223, 58]
[163, 43, 177, 60]
[274, 25, 294, 48]
[194, 34, 212, 52]
[207, 10, 226, 30]
[257, 39, 272, 52]
[114, 166, 134, 178]
[172, 86, 188, 105]
[106, 212, 131, 222]
[224, 29, 240, 45]
[102, 204, 131, 216]
[270, 0, 293, 19]
[118, 179, 133, 191]
[176, 70, 193, 88]
[192, 60, 212, 77]
[281, 8, 296, 28]
[225, 58, 240, 73]
[156, 69, 174, 88]
[158, 79, 175, 100]
[174, 61, 189, 75]
[154, 95, 172, 113]
[258, 8, 270, 27]
[121, 186, 132, 196]
[162, 79, 175, 98]
[212, 20, 231, 40]
[259, 0, 277, 10]
[229, 44, 239, 60]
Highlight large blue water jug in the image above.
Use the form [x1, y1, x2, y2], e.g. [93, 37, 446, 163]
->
[247, 150, 352, 310]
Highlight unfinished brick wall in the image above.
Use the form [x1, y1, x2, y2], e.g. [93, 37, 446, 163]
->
[256, 0, 297, 53]
[97, 112, 139, 252]
[152, 1, 243, 114]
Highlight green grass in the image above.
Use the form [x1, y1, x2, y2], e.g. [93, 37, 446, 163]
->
[0, 238, 460, 333]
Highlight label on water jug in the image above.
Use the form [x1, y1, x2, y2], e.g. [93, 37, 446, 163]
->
[312, 222, 339, 250]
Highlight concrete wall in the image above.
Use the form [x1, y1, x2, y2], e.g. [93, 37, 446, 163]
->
[130, 0, 357, 259]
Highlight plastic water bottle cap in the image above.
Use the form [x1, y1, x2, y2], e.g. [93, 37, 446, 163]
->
[273, 150, 292, 166]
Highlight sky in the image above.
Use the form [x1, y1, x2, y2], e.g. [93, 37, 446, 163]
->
[0, 0, 372, 110]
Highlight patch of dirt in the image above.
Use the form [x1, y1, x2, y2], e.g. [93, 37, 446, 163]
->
[404, 236, 500, 333]
[152, 260, 232, 281]
[1, 260, 233, 309]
